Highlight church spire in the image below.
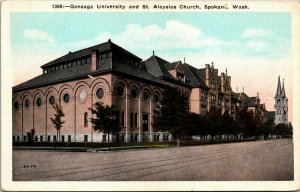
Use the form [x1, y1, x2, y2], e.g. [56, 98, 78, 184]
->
[281, 78, 286, 97]
[275, 76, 281, 97]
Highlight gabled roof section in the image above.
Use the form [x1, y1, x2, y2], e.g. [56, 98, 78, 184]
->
[244, 95, 257, 107]
[165, 61, 180, 71]
[239, 92, 257, 107]
[182, 64, 208, 89]
[249, 97, 257, 103]
[143, 55, 174, 79]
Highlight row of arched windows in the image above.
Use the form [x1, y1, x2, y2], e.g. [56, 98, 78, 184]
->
[115, 84, 160, 103]
[13, 87, 106, 110]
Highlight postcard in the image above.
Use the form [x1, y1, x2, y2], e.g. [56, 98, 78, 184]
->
[1, 0, 300, 191]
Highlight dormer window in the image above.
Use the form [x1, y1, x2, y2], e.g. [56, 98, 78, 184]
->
[177, 72, 185, 82]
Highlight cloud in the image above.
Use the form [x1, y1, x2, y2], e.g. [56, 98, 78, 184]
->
[242, 28, 271, 38]
[95, 20, 222, 53]
[24, 29, 54, 43]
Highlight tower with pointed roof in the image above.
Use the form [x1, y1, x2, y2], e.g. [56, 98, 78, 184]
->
[274, 76, 288, 125]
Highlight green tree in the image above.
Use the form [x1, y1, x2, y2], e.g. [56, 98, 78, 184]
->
[153, 87, 189, 146]
[237, 107, 257, 139]
[204, 109, 222, 141]
[89, 102, 120, 150]
[274, 123, 292, 138]
[26, 129, 35, 143]
[261, 118, 274, 139]
[50, 102, 65, 142]
[287, 123, 293, 138]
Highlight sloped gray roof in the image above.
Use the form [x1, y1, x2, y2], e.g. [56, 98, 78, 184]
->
[182, 64, 208, 89]
[14, 64, 92, 91]
[41, 40, 141, 68]
[143, 55, 174, 79]
[242, 93, 257, 107]
[13, 40, 162, 91]
[165, 61, 179, 70]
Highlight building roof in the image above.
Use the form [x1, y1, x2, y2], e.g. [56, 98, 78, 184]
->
[182, 64, 208, 89]
[143, 55, 174, 79]
[13, 40, 167, 92]
[41, 40, 142, 68]
[239, 92, 257, 107]
[13, 40, 230, 92]
[164, 61, 179, 70]
[249, 97, 257, 103]
[14, 64, 92, 91]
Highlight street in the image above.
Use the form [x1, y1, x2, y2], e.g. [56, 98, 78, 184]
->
[13, 139, 293, 181]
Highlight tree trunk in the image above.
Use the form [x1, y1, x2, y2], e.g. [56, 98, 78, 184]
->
[176, 138, 180, 147]
[108, 133, 110, 151]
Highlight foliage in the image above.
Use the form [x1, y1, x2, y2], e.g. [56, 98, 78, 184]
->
[153, 87, 189, 146]
[274, 123, 292, 138]
[89, 102, 121, 149]
[203, 109, 222, 140]
[50, 102, 65, 142]
[26, 129, 35, 143]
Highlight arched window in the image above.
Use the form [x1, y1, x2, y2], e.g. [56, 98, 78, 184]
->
[277, 99, 281, 105]
[84, 112, 88, 127]
[277, 109, 281, 115]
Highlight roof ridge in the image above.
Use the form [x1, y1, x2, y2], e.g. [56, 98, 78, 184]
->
[182, 64, 200, 86]
[41, 41, 111, 68]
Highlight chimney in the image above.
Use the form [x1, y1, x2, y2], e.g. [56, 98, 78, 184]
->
[221, 72, 225, 92]
[91, 49, 98, 71]
[205, 64, 210, 87]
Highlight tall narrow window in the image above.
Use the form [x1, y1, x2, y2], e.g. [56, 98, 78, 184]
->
[84, 112, 88, 127]
[142, 114, 149, 132]
[134, 113, 138, 127]
[121, 111, 125, 126]
[130, 112, 133, 127]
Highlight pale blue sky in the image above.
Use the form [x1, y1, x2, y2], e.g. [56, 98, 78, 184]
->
[11, 12, 291, 59]
[11, 12, 292, 115]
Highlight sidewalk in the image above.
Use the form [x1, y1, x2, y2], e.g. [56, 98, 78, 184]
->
[13, 144, 171, 152]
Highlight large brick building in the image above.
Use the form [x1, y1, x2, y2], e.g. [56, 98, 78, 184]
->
[12, 39, 266, 143]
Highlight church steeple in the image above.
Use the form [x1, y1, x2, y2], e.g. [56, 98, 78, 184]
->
[281, 78, 286, 97]
[275, 76, 281, 97]
[274, 76, 288, 125]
